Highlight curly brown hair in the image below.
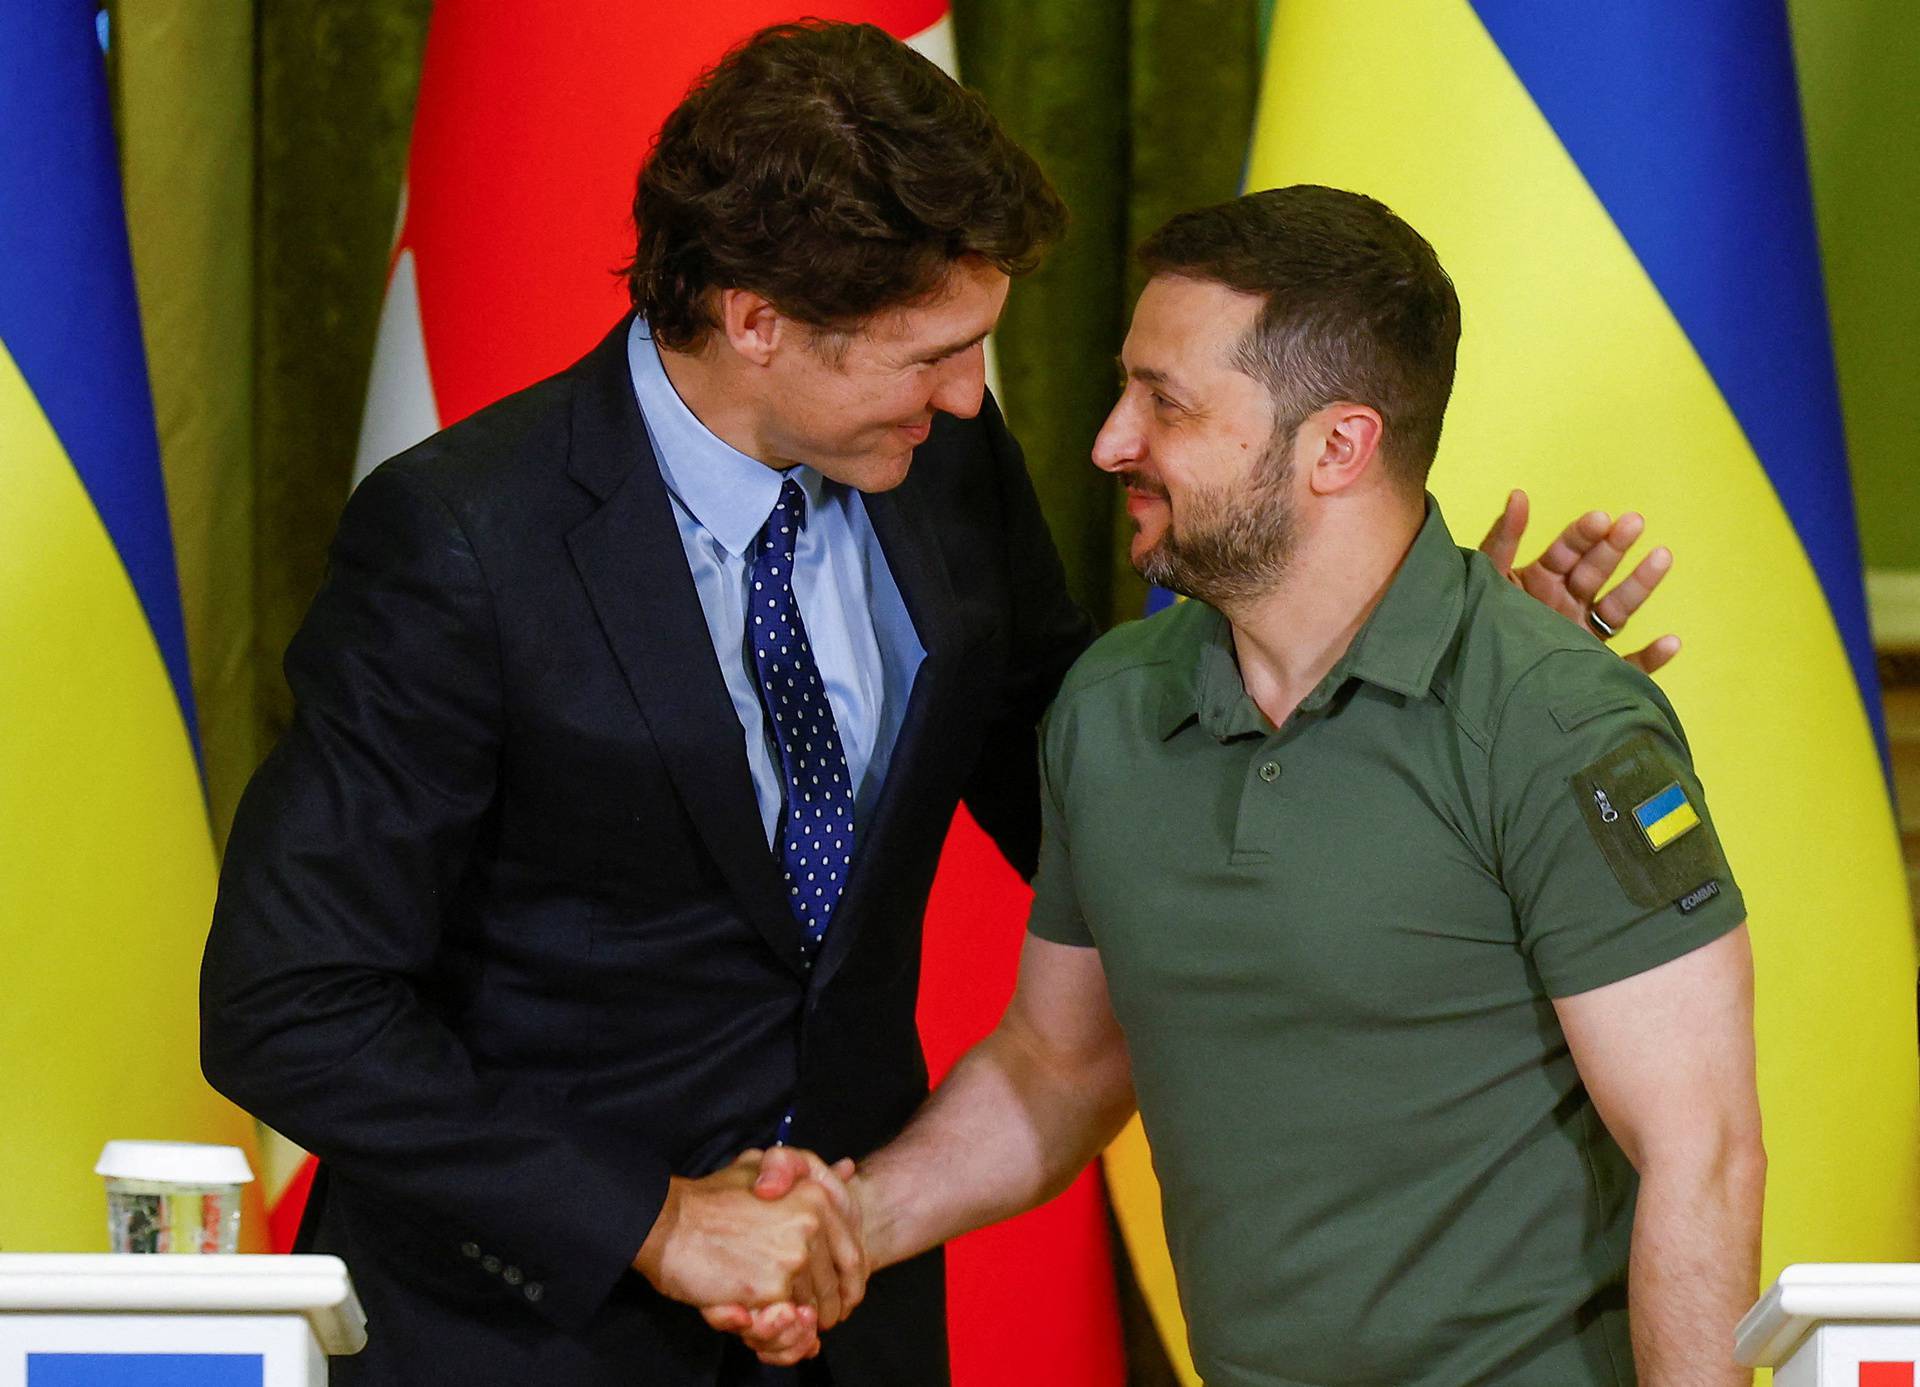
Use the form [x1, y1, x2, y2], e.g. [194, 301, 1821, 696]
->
[626, 21, 1067, 351]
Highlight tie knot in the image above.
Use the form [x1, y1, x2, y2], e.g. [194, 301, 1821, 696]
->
[758, 477, 807, 563]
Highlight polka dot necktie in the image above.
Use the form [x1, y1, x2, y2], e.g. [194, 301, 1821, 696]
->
[748, 478, 855, 964]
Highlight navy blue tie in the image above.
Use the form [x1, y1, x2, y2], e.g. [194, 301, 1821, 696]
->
[749, 478, 855, 963]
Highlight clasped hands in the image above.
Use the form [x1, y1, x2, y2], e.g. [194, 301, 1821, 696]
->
[632, 1147, 865, 1366]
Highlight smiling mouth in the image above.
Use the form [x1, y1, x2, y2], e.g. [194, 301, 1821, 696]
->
[898, 419, 933, 443]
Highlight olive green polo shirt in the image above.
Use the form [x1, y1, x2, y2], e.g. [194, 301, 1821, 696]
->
[1029, 500, 1743, 1387]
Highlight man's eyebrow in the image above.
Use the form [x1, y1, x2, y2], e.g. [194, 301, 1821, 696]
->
[1115, 356, 1182, 392]
[913, 329, 991, 363]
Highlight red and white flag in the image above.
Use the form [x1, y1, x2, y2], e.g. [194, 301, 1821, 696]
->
[270, 7, 1127, 1383]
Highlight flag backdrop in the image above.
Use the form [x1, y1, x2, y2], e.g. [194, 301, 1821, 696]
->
[279, 6, 1127, 1382]
[0, 1, 262, 1252]
[1102, 4, 1920, 1381]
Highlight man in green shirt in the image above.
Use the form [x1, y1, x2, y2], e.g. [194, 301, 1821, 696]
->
[727, 185, 1762, 1385]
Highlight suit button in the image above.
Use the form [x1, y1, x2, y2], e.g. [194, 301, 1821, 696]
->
[460, 1242, 480, 1259]
[523, 1282, 545, 1303]
[481, 1255, 502, 1274]
[502, 1265, 524, 1286]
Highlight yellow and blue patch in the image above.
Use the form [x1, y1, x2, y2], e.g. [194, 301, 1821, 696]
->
[1632, 782, 1700, 851]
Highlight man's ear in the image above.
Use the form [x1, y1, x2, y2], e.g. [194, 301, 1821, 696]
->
[717, 289, 785, 367]
[1305, 402, 1385, 496]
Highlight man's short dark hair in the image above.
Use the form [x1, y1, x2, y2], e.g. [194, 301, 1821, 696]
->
[1137, 185, 1461, 484]
[628, 21, 1067, 352]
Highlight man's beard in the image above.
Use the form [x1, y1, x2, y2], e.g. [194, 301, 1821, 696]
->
[1133, 429, 1299, 609]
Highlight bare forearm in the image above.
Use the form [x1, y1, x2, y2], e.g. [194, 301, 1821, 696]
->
[856, 1024, 1133, 1271]
[1628, 1141, 1767, 1387]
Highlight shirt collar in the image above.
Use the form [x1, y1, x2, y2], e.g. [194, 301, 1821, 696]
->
[626, 318, 826, 557]
[1158, 495, 1468, 741]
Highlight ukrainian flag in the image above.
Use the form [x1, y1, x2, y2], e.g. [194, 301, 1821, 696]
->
[1105, 5, 1919, 1379]
[0, 3, 260, 1250]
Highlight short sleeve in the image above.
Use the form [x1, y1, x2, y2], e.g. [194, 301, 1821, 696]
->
[1490, 650, 1745, 997]
[1026, 703, 1096, 948]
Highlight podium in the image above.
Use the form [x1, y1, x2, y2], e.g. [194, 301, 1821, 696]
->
[1738, 1265, 1920, 1385]
[0, 1255, 365, 1386]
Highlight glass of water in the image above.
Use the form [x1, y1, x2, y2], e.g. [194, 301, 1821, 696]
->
[95, 1141, 253, 1254]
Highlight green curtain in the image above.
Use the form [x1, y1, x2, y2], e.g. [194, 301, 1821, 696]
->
[1788, 0, 1920, 572]
[955, 0, 1263, 629]
[109, 0, 257, 837]
[250, 0, 432, 797]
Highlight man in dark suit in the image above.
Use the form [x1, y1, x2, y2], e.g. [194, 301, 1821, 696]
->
[202, 20, 1678, 1387]
[203, 23, 1082, 1387]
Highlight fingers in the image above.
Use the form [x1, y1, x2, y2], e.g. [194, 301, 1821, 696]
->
[702, 1303, 754, 1334]
[748, 1304, 821, 1366]
[755, 1152, 866, 1325]
[703, 1300, 823, 1364]
[803, 1200, 843, 1329]
[816, 1179, 866, 1320]
[1588, 545, 1671, 635]
[751, 1146, 814, 1201]
[1476, 489, 1528, 575]
[1528, 509, 1614, 581]
[1626, 635, 1681, 675]
[1560, 512, 1646, 613]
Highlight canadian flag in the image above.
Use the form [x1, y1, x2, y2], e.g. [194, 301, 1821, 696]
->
[261, 5, 1126, 1384]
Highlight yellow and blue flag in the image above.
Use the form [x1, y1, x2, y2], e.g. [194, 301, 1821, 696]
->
[1634, 782, 1702, 853]
[1108, 5, 1919, 1379]
[0, 2, 260, 1250]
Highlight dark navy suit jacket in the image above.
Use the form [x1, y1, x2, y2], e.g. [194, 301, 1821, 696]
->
[201, 318, 1095, 1386]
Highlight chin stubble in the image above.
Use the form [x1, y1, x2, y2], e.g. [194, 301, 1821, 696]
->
[1135, 430, 1299, 608]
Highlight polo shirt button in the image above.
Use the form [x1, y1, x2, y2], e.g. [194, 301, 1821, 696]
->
[460, 1242, 480, 1259]
[481, 1255, 502, 1274]
[523, 1282, 545, 1303]
[502, 1265, 524, 1286]
[1258, 760, 1281, 783]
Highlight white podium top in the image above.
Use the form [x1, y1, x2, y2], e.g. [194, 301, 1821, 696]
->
[0, 1254, 366, 1355]
[1736, 1263, 1920, 1367]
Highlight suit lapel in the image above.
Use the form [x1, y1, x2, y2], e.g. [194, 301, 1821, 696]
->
[562, 320, 807, 977]
[811, 477, 964, 990]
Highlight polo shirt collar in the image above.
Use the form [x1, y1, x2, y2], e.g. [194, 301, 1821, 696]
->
[1160, 495, 1468, 742]
[626, 317, 825, 557]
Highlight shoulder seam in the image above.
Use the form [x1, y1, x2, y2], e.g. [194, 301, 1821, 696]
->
[366, 464, 510, 725]
[1055, 648, 1178, 715]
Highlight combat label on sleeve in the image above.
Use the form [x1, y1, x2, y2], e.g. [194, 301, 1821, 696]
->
[1570, 732, 1730, 909]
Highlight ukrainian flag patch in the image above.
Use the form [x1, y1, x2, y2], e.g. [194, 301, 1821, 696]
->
[1633, 782, 1700, 851]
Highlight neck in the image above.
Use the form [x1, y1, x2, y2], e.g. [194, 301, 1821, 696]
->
[656, 339, 787, 471]
[1222, 493, 1426, 727]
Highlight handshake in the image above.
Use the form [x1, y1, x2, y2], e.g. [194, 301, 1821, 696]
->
[631, 1146, 876, 1367]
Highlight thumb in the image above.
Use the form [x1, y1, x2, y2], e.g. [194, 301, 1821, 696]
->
[830, 1157, 856, 1182]
[702, 1304, 754, 1333]
[1477, 488, 1527, 575]
[753, 1146, 813, 1199]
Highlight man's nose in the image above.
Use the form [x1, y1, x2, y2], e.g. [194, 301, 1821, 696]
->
[1091, 395, 1144, 473]
[929, 344, 987, 419]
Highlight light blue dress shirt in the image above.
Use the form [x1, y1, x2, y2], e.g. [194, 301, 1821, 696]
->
[627, 318, 924, 847]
